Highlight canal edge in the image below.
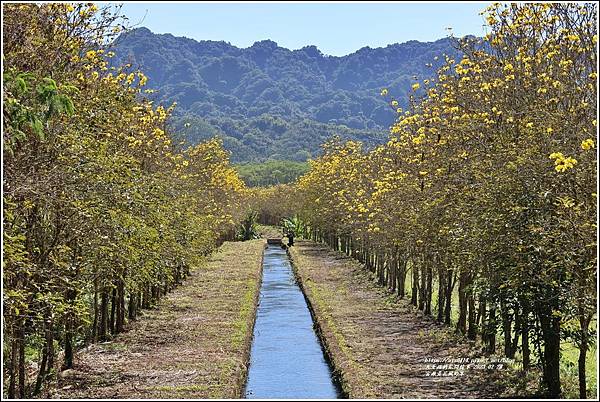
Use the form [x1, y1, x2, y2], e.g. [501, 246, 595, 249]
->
[287, 246, 351, 399]
[237, 240, 267, 398]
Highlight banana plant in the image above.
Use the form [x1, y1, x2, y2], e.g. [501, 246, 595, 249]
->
[237, 211, 260, 241]
[280, 215, 307, 238]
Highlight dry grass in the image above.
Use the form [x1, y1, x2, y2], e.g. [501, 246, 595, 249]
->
[289, 240, 512, 399]
[53, 239, 265, 399]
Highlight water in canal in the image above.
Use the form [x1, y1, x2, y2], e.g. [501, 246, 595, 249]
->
[244, 245, 341, 399]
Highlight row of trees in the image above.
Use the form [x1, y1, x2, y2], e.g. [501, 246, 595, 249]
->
[3, 4, 247, 398]
[292, 3, 596, 398]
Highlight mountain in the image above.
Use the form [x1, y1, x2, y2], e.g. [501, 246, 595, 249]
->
[112, 27, 460, 162]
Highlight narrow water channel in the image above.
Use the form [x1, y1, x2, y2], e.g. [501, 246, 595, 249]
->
[244, 244, 341, 399]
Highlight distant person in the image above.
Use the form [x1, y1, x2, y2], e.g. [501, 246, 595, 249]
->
[287, 230, 295, 247]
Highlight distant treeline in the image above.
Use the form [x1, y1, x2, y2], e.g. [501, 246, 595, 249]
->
[168, 114, 387, 163]
[236, 160, 309, 186]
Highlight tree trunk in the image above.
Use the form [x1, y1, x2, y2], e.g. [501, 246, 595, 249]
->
[377, 252, 385, 285]
[142, 285, 150, 309]
[110, 287, 117, 334]
[63, 287, 76, 369]
[116, 280, 125, 333]
[457, 271, 468, 335]
[486, 307, 497, 354]
[389, 255, 397, 292]
[539, 312, 561, 398]
[418, 263, 426, 311]
[47, 321, 54, 381]
[8, 327, 18, 398]
[578, 314, 591, 399]
[522, 307, 530, 371]
[477, 299, 485, 326]
[444, 269, 454, 324]
[128, 293, 137, 320]
[99, 289, 109, 341]
[18, 324, 26, 398]
[437, 268, 445, 322]
[397, 258, 407, 298]
[424, 263, 433, 316]
[510, 308, 520, 359]
[501, 297, 513, 357]
[92, 280, 98, 342]
[33, 337, 48, 395]
[34, 316, 54, 395]
[411, 261, 419, 307]
[467, 295, 477, 340]
[63, 319, 73, 369]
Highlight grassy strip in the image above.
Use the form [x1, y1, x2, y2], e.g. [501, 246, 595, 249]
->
[53, 240, 265, 399]
[289, 240, 513, 399]
[227, 245, 265, 398]
[288, 250, 371, 398]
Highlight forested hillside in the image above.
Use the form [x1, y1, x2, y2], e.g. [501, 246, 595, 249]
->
[112, 28, 460, 161]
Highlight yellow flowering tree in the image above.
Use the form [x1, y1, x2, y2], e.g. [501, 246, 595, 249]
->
[292, 3, 596, 398]
[3, 3, 248, 398]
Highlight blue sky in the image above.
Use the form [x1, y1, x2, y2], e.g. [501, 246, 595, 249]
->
[114, 2, 491, 56]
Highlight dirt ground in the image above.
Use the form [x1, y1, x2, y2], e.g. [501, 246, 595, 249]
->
[289, 240, 513, 399]
[52, 239, 265, 399]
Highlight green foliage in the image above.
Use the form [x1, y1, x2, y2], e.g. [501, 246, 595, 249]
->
[3, 69, 75, 147]
[280, 215, 307, 238]
[169, 113, 387, 163]
[237, 212, 260, 241]
[236, 160, 309, 186]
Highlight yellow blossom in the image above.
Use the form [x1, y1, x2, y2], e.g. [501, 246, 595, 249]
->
[550, 152, 577, 172]
[581, 139, 595, 150]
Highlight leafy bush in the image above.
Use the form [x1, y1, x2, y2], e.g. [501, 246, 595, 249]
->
[237, 212, 261, 241]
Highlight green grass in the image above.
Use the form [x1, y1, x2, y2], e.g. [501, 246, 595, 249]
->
[100, 342, 128, 352]
[560, 341, 597, 398]
[230, 277, 258, 349]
